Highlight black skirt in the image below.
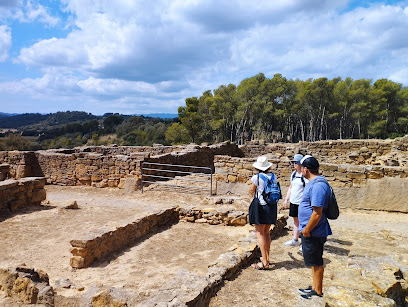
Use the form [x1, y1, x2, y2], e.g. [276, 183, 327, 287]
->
[248, 197, 277, 225]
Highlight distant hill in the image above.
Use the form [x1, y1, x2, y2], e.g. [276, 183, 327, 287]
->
[0, 112, 19, 118]
[0, 111, 178, 129]
[0, 113, 47, 128]
[0, 111, 98, 129]
[135, 113, 178, 119]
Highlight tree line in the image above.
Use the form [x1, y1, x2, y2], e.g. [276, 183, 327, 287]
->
[165, 73, 408, 144]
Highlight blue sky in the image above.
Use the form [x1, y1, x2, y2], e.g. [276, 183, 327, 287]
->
[0, 0, 407, 115]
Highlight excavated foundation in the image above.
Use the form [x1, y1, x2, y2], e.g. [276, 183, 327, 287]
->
[0, 185, 287, 306]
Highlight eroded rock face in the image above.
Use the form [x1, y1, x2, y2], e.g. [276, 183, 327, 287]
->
[91, 290, 127, 307]
[0, 164, 9, 181]
[0, 266, 54, 306]
[325, 286, 397, 306]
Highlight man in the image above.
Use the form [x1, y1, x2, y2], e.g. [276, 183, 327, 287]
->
[298, 155, 332, 299]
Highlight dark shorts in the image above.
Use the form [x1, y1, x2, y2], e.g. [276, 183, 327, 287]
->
[301, 234, 327, 267]
[289, 203, 299, 217]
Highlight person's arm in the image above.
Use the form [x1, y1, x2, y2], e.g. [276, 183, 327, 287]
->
[249, 183, 256, 197]
[282, 185, 292, 209]
[301, 206, 323, 237]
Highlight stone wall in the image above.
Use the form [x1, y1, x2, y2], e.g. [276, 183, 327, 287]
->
[214, 155, 408, 213]
[240, 135, 408, 167]
[0, 151, 43, 179]
[0, 177, 46, 212]
[0, 142, 243, 188]
[214, 155, 408, 187]
[0, 163, 9, 181]
[70, 207, 179, 269]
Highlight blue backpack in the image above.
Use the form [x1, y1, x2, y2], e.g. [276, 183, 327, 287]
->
[259, 173, 282, 206]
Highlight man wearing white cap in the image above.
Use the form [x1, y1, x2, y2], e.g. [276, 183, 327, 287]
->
[282, 154, 309, 247]
[297, 155, 332, 300]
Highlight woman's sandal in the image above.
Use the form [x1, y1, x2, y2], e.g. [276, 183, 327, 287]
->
[260, 257, 270, 265]
[251, 261, 269, 270]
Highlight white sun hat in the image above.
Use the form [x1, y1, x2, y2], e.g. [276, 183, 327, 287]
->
[252, 156, 272, 171]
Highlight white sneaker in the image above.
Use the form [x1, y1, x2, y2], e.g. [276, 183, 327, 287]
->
[299, 246, 303, 253]
[284, 239, 300, 246]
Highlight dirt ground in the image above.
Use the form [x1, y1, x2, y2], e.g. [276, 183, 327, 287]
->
[0, 185, 250, 306]
[1, 184, 408, 306]
[210, 208, 408, 306]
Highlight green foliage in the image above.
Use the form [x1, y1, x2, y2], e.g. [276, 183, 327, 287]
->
[171, 74, 408, 144]
[115, 116, 173, 146]
[0, 134, 40, 150]
[165, 123, 190, 144]
[103, 115, 124, 133]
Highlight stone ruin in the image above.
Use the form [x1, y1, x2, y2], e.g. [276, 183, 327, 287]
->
[0, 136, 407, 306]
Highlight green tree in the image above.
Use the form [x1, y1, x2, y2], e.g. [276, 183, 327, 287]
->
[178, 97, 202, 143]
[165, 122, 190, 144]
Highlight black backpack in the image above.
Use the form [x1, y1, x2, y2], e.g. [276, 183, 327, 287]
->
[312, 177, 339, 220]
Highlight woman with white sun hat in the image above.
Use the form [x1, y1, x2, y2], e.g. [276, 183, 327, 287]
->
[248, 156, 281, 270]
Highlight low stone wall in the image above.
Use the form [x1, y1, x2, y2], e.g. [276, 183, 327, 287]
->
[0, 177, 46, 212]
[179, 207, 248, 226]
[70, 205, 251, 269]
[70, 207, 180, 269]
[139, 214, 287, 306]
[214, 155, 408, 187]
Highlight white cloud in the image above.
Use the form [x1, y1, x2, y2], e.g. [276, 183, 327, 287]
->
[24, 0, 59, 26]
[2, 0, 408, 114]
[0, 25, 11, 61]
[0, 0, 58, 26]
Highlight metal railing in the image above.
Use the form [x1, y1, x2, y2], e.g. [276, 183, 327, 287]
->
[141, 162, 214, 195]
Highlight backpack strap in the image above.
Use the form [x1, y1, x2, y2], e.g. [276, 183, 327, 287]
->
[310, 177, 331, 206]
[258, 173, 272, 183]
[292, 171, 305, 187]
[291, 171, 296, 182]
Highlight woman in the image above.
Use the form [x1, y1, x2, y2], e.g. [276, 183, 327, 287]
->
[249, 156, 279, 270]
[282, 154, 309, 247]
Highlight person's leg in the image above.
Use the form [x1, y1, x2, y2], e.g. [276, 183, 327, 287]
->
[293, 217, 299, 241]
[264, 224, 271, 263]
[312, 265, 324, 295]
[255, 224, 269, 267]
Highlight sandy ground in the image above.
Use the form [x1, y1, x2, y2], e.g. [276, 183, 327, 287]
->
[1, 184, 408, 306]
[0, 185, 249, 305]
[210, 208, 408, 307]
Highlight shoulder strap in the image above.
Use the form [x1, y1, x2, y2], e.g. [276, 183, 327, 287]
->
[291, 171, 296, 181]
[292, 171, 305, 187]
[258, 173, 269, 182]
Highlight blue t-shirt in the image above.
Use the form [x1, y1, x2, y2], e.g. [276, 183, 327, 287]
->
[298, 176, 332, 237]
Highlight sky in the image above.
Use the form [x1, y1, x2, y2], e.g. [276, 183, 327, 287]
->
[0, 0, 407, 115]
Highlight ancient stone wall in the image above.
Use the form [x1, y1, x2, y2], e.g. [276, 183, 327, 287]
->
[70, 207, 179, 268]
[0, 151, 43, 179]
[0, 142, 243, 188]
[0, 164, 9, 181]
[0, 177, 46, 212]
[240, 135, 408, 167]
[214, 155, 408, 187]
[214, 155, 408, 213]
